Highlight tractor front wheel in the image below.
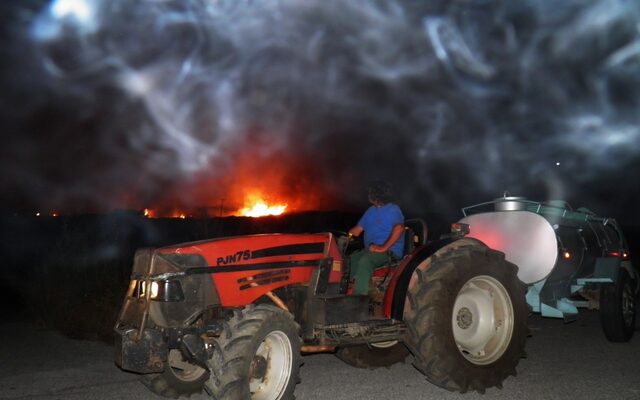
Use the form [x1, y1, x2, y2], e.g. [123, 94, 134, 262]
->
[206, 304, 302, 400]
[148, 349, 209, 398]
[404, 244, 528, 393]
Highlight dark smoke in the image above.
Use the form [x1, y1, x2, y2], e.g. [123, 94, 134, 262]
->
[1, 0, 639, 221]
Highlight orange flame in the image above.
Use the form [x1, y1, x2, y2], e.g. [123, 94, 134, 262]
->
[238, 194, 287, 217]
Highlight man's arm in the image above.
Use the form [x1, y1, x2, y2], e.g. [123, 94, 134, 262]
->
[369, 223, 404, 253]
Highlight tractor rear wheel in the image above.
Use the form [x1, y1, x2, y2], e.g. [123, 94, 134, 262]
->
[148, 349, 209, 398]
[335, 342, 409, 369]
[205, 304, 302, 400]
[404, 244, 528, 394]
[601, 268, 636, 342]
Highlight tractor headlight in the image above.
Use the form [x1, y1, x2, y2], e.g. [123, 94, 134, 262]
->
[150, 281, 159, 298]
[149, 280, 185, 302]
[128, 279, 184, 301]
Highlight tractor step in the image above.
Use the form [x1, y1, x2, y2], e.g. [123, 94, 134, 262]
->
[311, 294, 370, 325]
[315, 319, 406, 346]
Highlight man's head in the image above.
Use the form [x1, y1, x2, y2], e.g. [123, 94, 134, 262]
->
[367, 180, 394, 205]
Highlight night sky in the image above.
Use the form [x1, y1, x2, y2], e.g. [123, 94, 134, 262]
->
[1, 0, 640, 224]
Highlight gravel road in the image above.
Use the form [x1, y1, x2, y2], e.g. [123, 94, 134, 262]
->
[1, 310, 639, 400]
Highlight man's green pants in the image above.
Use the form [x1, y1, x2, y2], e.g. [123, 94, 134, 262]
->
[349, 249, 390, 295]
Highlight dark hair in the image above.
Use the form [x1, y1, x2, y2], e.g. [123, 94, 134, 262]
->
[368, 180, 394, 204]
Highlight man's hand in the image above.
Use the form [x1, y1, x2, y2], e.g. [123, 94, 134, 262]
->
[368, 224, 404, 254]
[348, 225, 363, 239]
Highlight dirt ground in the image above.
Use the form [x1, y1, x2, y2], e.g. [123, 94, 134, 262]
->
[1, 310, 639, 400]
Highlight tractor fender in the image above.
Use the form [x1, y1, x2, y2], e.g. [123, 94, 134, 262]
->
[622, 260, 640, 295]
[387, 237, 487, 320]
[596, 258, 640, 294]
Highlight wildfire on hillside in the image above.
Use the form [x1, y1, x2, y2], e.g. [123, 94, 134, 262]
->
[210, 146, 329, 217]
[237, 194, 287, 217]
[137, 145, 338, 219]
[141, 194, 287, 219]
[135, 147, 337, 218]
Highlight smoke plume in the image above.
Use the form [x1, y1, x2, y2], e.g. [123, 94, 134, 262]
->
[2, 0, 639, 221]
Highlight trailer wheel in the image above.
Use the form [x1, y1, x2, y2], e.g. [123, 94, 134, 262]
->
[404, 244, 528, 394]
[206, 304, 301, 400]
[335, 342, 409, 369]
[601, 268, 636, 342]
[148, 349, 209, 398]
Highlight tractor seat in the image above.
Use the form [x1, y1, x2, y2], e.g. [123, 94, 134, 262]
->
[403, 218, 428, 256]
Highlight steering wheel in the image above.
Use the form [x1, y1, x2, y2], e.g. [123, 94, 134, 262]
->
[327, 231, 349, 254]
[328, 230, 362, 255]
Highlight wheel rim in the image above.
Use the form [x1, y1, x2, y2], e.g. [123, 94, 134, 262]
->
[167, 349, 207, 382]
[370, 340, 398, 349]
[451, 275, 514, 365]
[249, 330, 292, 400]
[622, 282, 635, 327]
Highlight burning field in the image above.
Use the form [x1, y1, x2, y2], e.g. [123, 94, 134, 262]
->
[137, 148, 341, 219]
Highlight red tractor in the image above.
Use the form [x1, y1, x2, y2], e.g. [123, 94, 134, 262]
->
[115, 218, 528, 399]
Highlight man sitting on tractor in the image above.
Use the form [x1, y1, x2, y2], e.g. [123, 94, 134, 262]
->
[348, 180, 405, 295]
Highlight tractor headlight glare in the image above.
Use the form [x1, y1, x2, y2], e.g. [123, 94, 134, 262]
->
[150, 281, 159, 298]
[149, 280, 184, 302]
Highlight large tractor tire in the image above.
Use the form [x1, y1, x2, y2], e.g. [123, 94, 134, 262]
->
[601, 268, 636, 342]
[147, 349, 209, 398]
[206, 304, 302, 400]
[404, 244, 528, 394]
[335, 342, 410, 369]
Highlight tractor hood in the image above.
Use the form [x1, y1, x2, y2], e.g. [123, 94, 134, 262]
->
[118, 233, 341, 330]
[155, 233, 340, 307]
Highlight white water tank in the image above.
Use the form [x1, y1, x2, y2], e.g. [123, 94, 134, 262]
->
[459, 211, 558, 284]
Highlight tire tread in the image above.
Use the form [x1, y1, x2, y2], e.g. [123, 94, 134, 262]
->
[404, 244, 528, 394]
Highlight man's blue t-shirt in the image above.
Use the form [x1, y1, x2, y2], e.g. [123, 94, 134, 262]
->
[358, 203, 405, 258]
